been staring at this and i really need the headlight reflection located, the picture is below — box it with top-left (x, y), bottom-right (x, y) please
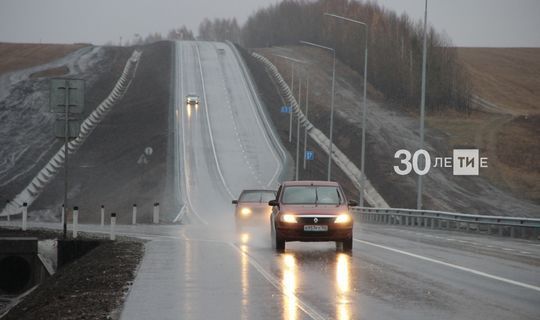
top-left (240, 243), bottom-right (249, 319)
top-left (336, 253), bottom-right (352, 320)
top-left (282, 254), bottom-right (298, 320)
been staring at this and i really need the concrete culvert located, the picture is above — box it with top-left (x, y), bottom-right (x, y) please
top-left (0, 255), bottom-right (32, 294)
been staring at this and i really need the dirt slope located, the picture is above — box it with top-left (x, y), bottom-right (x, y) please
top-left (0, 43), bottom-right (87, 75)
top-left (458, 47), bottom-right (540, 115)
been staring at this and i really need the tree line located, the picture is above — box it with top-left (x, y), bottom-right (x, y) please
top-left (241, 0), bottom-right (471, 112)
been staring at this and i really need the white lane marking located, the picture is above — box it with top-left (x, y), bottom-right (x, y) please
top-left (194, 42), bottom-right (235, 199)
top-left (502, 248), bottom-right (515, 252)
top-left (229, 243), bottom-right (327, 320)
top-left (354, 238), bottom-right (540, 293)
top-left (177, 42), bottom-right (207, 225)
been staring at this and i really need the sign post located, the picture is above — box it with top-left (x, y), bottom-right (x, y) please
top-left (50, 79), bottom-right (84, 239)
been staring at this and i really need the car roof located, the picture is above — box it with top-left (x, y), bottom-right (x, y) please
top-left (281, 180), bottom-right (340, 187)
top-left (240, 189), bottom-right (276, 193)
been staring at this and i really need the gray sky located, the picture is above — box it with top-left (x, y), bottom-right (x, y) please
top-left (1, 0), bottom-right (539, 47)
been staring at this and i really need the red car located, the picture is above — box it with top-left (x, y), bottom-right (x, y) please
top-left (269, 181), bottom-right (357, 252)
top-left (232, 189), bottom-right (276, 228)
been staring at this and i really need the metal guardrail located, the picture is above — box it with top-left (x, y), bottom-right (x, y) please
top-left (251, 51), bottom-right (389, 208)
top-left (351, 206), bottom-right (540, 239)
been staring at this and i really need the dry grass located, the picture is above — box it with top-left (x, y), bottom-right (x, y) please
top-left (458, 47), bottom-right (540, 115)
top-left (422, 48), bottom-right (540, 203)
top-left (0, 42), bottom-right (87, 75)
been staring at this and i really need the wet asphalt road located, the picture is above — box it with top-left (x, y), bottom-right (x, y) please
top-left (117, 41), bottom-right (540, 320)
top-left (5, 40), bottom-right (536, 319)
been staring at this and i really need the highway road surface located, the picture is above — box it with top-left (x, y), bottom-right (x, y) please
top-left (119, 41), bottom-right (540, 320)
top-left (3, 41), bottom-right (538, 319)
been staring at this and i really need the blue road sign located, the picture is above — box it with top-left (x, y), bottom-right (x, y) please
top-left (305, 150), bottom-right (314, 161)
top-left (280, 106), bottom-right (291, 113)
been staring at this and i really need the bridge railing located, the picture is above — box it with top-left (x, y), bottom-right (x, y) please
top-left (351, 206), bottom-right (540, 239)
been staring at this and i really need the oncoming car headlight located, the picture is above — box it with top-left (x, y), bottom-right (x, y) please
top-left (240, 207), bottom-right (252, 216)
top-left (335, 213), bottom-right (351, 224)
top-left (280, 214), bottom-right (297, 223)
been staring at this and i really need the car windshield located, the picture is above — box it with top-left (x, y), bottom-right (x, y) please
top-left (239, 191), bottom-right (276, 203)
top-left (281, 186), bottom-right (342, 205)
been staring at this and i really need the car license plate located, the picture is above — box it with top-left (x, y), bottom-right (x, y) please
top-left (304, 225), bottom-right (328, 232)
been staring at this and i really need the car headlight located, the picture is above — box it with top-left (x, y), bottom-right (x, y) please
top-left (280, 214), bottom-right (297, 223)
top-left (240, 207), bottom-right (252, 216)
top-left (335, 214), bottom-right (351, 224)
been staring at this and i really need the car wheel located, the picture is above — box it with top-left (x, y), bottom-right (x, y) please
top-left (271, 222), bottom-right (285, 252)
top-left (342, 237), bottom-right (353, 252)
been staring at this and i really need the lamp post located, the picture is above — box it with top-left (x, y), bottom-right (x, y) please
top-left (303, 75), bottom-right (309, 170)
top-left (417, 0), bottom-right (429, 210)
top-left (324, 12), bottom-right (369, 207)
top-left (272, 54), bottom-right (310, 180)
top-left (300, 40), bottom-right (336, 181)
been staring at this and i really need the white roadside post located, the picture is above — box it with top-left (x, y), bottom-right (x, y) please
top-left (132, 204), bottom-right (137, 225)
top-left (73, 206), bottom-right (79, 238)
top-left (110, 213), bottom-right (117, 240)
top-left (153, 202), bottom-right (160, 224)
top-left (100, 205), bottom-right (105, 227)
top-left (22, 202), bottom-right (28, 231)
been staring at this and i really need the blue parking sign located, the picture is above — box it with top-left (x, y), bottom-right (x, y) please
top-left (305, 150), bottom-right (314, 161)
top-left (280, 106), bottom-right (291, 113)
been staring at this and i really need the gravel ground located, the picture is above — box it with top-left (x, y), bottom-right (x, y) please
top-left (0, 227), bottom-right (144, 320)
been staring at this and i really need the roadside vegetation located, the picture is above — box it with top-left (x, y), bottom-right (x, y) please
top-left (240, 0), bottom-right (472, 113)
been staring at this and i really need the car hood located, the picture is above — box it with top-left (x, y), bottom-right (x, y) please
top-left (279, 204), bottom-right (348, 215)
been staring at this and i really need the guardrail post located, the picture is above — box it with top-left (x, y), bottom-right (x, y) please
top-left (73, 206), bottom-right (79, 238)
top-left (110, 213), bottom-right (116, 241)
top-left (61, 204), bottom-right (65, 227)
top-left (498, 226), bottom-right (503, 237)
top-left (132, 204), bottom-right (137, 225)
top-left (405, 216), bottom-right (409, 226)
top-left (488, 224), bottom-right (493, 235)
top-left (510, 227), bottom-right (516, 238)
top-left (100, 205), bottom-right (105, 227)
top-left (153, 202), bottom-right (159, 224)
top-left (22, 202), bottom-right (28, 231)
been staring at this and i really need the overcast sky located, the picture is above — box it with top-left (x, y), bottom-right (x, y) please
top-left (1, 0), bottom-right (539, 47)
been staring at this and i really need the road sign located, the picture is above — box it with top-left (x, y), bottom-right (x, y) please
top-left (305, 150), bottom-right (314, 161)
top-left (54, 119), bottom-right (80, 138)
top-left (280, 106), bottom-right (291, 113)
top-left (50, 79), bottom-right (85, 113)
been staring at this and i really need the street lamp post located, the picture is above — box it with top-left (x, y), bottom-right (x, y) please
top-left (417, 0), bottom-right (429, 210)
top-left (300, 40), bottom-right (336, 181)
top-left (272, 54), bottom-right (310, 178)
top-left (295, 77), bottom-right (302, 180)
top-left (303, 76), bottom-right (309, 170)
top-left (324, 12), bottom-right (369, 207)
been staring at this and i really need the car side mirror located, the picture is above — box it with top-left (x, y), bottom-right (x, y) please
top-left (348, 200), bottom-right (358, 207)
top-left (232, 200), bottom-right (238, 204)
top-left (268, 200), bottom-right (278, 207)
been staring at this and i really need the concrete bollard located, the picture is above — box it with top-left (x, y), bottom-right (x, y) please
top-left (100, 205), bottom-right (105, 227)
top-left (110, 213), bottom-right (117, 241)
top-left (22, 202), bottom-right (28, 231)
top-left (132, 204), bottom-right (137, 225)
top-left (73, 206), bottom-right (79, 238)
top-left (153, 202), bottom-right (159, 224)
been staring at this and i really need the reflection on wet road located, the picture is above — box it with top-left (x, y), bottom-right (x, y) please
top-left (118, 40), bottom-right (540, 320)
